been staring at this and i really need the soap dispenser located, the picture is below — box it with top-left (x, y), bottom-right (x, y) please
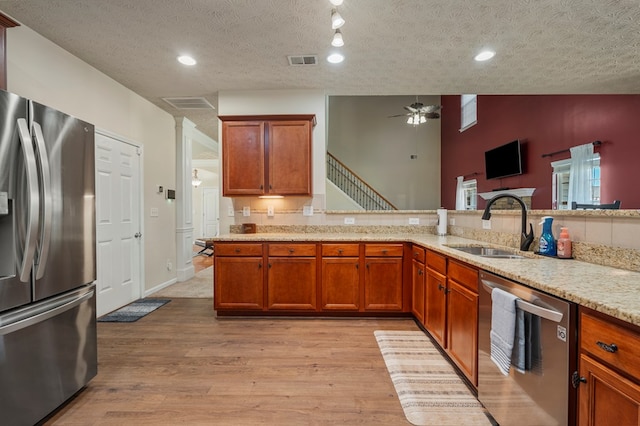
top-left (539, 216), bottom-right (557, 256)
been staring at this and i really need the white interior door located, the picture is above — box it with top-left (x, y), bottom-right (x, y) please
top-left (95, 132), bottom-right (142, 316)
top-left (202, 188), bottom-right (219, 237)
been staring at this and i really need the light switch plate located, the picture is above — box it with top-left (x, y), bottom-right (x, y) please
top-left (449, 218), bottom-right (455, 226)
top-left (267, 206), bottom-right (274, 217)
top-left (150, 207), bottom-right (159, 217)
top-left (227, 206), bottom-right (235, 217)
top-left (303, 205), bottom-right (313, 216)
top-left (409, 218), bottom-right (419, 225)
top-left (344, 217), bottom-right (355, 225)
top-left (242, 206), bottom-right (251, 217)
top-left (482, 219), bottom-right (491, 229)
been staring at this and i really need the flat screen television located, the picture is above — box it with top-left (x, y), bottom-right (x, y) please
top-left (484, 139), bottom-right (523, 180)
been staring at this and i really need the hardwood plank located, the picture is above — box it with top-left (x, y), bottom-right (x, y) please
top-left (43, 299), bottom-right (418, 425)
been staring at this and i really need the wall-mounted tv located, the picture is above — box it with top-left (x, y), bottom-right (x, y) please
top-left (484, 139), bottom-right (523, 180)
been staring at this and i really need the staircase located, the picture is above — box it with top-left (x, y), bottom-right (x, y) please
top-left (326, 152), bottom-right (397, 211)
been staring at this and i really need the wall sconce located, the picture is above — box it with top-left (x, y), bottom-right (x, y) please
top-left (192, 169), bottom-right (202, 187)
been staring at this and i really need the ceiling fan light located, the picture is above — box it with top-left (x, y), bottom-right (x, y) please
top-left (331, 9), bottom-right (345, 29)
top-left (407, 116), bottom-right (414, 125)
top-left (420, 115), bottom-right (427, 124)
top-left (331, 29), bottom-right (344, 47)
top-left (329, 0), bottom-right (344, 5)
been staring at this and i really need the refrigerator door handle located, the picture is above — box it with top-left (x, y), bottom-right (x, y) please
top-left (16, 118), bottom-right (40, 283)
top-left (32, 122), bottom-right (53, 280)
top-left (0, 287), bottom-right (94, 336)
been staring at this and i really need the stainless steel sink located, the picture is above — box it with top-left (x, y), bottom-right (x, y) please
top-left (447, 245), bottom-right (526, 259)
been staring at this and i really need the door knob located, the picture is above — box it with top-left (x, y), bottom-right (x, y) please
top-left (134, 232), bottom-right (142, 239)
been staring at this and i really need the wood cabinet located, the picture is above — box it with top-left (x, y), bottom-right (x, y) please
top-left (213, 243), bottom-right (264, 310)
top-left (411, 245), bottom-right (426, 323)
top-left (424, 250), bottom-right (447, 347)
top-left (423, 251), bottom-right (479, 386)
top-left (267, 244), bottom-right (317, 311)
top-left (578, 309), bottom-right (640, 425)
top-left (363, 244), bottom-right (404, 312)
top-left (219, 115), bottom-right (315, 196)
top-left (446, 260), bottom-right (479, 386)
top-left (321, 244), bottom-right (360, 311)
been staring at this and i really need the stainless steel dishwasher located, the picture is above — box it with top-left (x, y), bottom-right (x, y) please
top-left (478, 271), bottom-right (577, 426)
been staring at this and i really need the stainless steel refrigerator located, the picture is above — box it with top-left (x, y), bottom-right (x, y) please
top-left (0, 89), bottom-right (97, 426)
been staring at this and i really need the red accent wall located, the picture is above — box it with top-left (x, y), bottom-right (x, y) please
top-left (441, 95), bottom-right (640, 210)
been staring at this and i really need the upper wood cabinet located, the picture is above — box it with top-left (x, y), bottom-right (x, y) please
top-left (219, 115), bottom-right (315, 196)
top-left (0, 14), bottom-right (19, 91)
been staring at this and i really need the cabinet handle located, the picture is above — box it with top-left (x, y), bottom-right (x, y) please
top-left (260, 184), bottom-right (263, 190)
top-left (235, 248), bottom-right (241, 253)
top-left (382, 249), bottom-right (388, 255)
top-left (418, 269), bottom-right (423, 275)
top-left (289, 248), bottom-right (295, 254)
top-left (596, 341), bottom-right (618, 353)
top-left (268, 263), bottom-right (272, 268)
top-left (258, 263), bottom-right (262, 269)
top-left (338, 249), bottom-right (343, 254)
top-left (355, 263), bottom-right (359, 269)
top-left (438, 284), bottom-right (444, 291)
top-left (269, 184), bottom-right (273, 189)
top-left (571, 371), bottom-right (587, 388)
top-left (414, 252), bottom-right (418, 257)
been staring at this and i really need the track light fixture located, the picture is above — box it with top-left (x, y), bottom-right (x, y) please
top-left (331, 29), bottom-right (344, 47)
top-left (331, 8), bottom-right (345, 29)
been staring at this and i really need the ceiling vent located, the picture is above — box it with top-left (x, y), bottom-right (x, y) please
top-left (287, 55), bottom-right (318, 66)
top-left (162, 97), bottom-right (215, 110)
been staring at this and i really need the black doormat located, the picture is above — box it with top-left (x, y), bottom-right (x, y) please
top-left (98, 298), bottom-right (171, 322)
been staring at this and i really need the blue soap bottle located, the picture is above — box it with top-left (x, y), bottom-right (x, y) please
top-left (539, 216), bottom-right (556, 256)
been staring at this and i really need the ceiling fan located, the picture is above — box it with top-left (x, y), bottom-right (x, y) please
top-left (388, 98), bottom-right (441, 125)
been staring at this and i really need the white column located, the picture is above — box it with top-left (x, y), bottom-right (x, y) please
top-left (175, 117), bottom-right (196, 281)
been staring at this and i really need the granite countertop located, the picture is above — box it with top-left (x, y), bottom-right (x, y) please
top-left (213, 232), bottom-right (640, 327)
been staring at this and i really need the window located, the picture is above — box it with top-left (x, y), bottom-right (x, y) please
top-left (551, 154), bottom-right (600, 209)
top-left (462, 179), bottom-right (477, 210)
top-left (460, 94), bottom-right (477, 132)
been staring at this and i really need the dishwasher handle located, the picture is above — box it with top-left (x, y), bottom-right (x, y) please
top-left (481, 279), bottom-right (564, 323)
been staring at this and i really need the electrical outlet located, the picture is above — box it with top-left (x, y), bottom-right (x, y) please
top-left (303, 205), bottom-right (313, 216)
top-left (150, 207), bottom-right (159, 217)
top-left (166, 259), bottom-right (172, 271)
top-left (409, 217), bottom-right (420, 225)
top-left (482, 219), bottom-right (492, 230)
top-left (449, 218), bottom-right (455, 226)
top-left (344, 217), bottom-right (355, 225)
top-left (267, 206), bottom-right (274, 217)
top-left (227, 206), bottom-right (235, 217)
top-left (242, 206), bottom-right (250, 217)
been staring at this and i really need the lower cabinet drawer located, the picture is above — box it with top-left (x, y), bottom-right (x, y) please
top-left (364, 244), bottom-right (403, 257)
top-left (214, 243), bottom-right (263, 256)
top-left (322, 243), bottom-right (360, 257)
top-left (268, 243), bottom-right (317, 257)
top-left (580, 312), bottom-right (640, 379)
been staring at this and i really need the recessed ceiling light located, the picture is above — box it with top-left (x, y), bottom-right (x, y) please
top-left (329, 0), bottom-right (344, 5)
top-left (177, 55), bottom-right (197, 66)
top-left (327, 53), bottom-right (344, 64)
top-left (474, 50), bottom-right (495, 62)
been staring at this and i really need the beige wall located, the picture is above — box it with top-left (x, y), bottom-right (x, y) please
top-left (7, 25), bottom-right (178, 292)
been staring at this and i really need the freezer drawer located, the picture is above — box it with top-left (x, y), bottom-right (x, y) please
top-left (0, 285), bottom-right (97, 426)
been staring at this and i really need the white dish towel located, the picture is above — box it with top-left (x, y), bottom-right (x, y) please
top-left (490, 287), bottom-right (519, 376)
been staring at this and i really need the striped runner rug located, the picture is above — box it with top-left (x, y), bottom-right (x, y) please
top-left (374, 330), bottom-right (493, 426)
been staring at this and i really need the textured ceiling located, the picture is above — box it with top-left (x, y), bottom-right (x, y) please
top-left (1, 0), bottom-right (639, 140)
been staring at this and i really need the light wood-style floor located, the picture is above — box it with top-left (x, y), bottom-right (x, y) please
top-left (192, 245), bottom-right (213, 273)
top-left (43, 298), bottom-right (420, 425)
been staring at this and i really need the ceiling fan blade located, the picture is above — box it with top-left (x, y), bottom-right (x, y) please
top-left (388, 114), bottom-right (409, 118)
top-left (403, 105), bottom-right (418, 113)
top-left (425, 112), bottom-right (440, 119)
top-left (419, 105), bottom-right (442, 113)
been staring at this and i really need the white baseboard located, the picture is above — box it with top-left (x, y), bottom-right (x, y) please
top-left (145, 278), bottom-right (177, 297)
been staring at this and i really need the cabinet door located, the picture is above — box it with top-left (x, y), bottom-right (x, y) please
top-left (267, 120), bottom-right (311, 195)
top-left (222, 121), bottom-right (265, 195)
top-left (321, 258), bottom-right (360, 311)
top-left (425, 268), bottom-right (447, 347)
top-left (412, 259), bottom-right (425, 323)
top-left (214, 257), bottom-right (264, 310)
top-left (578, 354), bottom-right (640, 426)
top-left (364, 258), bottom-right (403, 311)
top-left (447, 279), bottom-right (479, 386)
top-left (267, 257), bottom-right (316, 310)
